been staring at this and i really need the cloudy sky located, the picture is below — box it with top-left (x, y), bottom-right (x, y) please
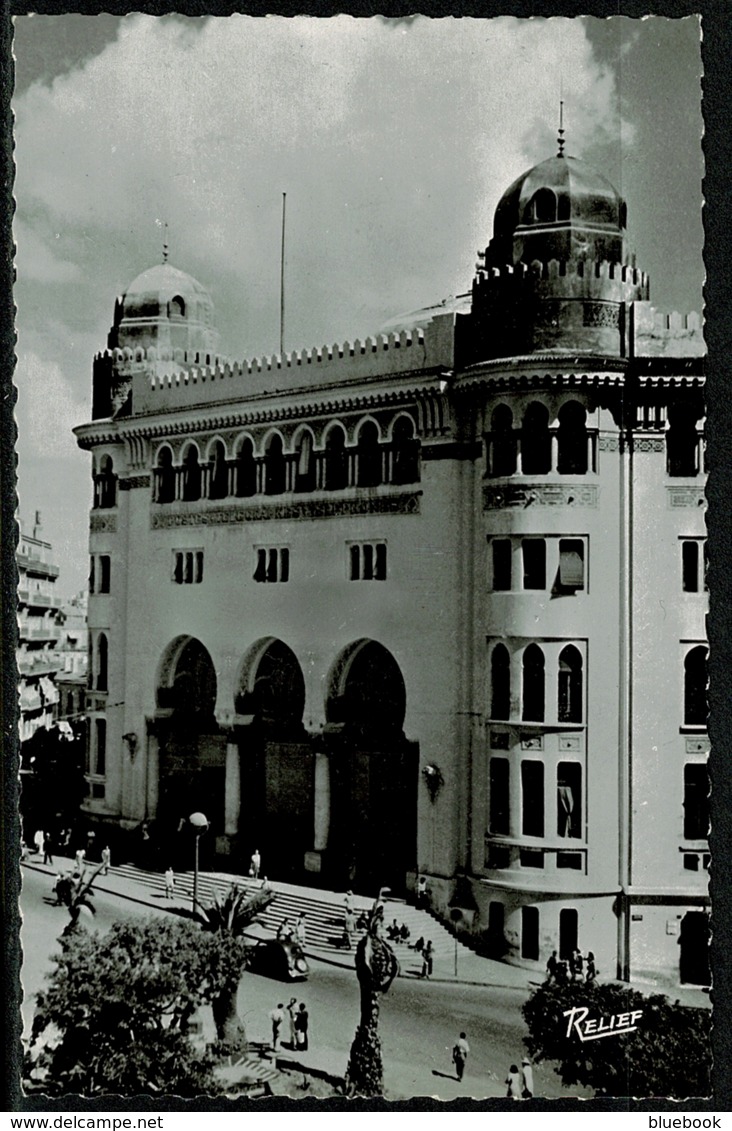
top-left (12, 14), bottom-right (704, 597)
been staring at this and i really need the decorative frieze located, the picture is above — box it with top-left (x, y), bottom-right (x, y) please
top-left (559, 735), bottom-right (582, 752)
top-left (119, 475), bottom-right (151, 490)
top-left (483, 483), bottom-right (598, 510)
top-left (520, 734), bottom-right (544, 751)
top-left (667, 487), bottom-right (706, 509)
top-left (150, 492), bottom-right (422, 530)
top-left (685, 737), bottom-right (710, 755)
top-left (90, 514), bottom-right (117, 533)
top-left (598, 435), bottom-right (620, 452)
top-left (634, 437), bottom-right (666, 453)
top-left (583, 302), bottom-right (621, 328)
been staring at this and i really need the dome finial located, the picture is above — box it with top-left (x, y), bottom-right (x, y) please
top-left (557, 97), bottom-right (566, 157)
top-left (162, 222), bottom-right (169, 264)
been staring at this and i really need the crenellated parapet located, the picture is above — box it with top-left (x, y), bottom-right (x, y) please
top-left (473, 256), bottom-right (649, 296)
top-left (630, 303), bottom-right (705, 359)
top-left (128, 315), bottom-right (455, 416)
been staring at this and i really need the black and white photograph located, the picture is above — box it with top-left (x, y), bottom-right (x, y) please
top-left (9, 10), bottom-right (721, 1108)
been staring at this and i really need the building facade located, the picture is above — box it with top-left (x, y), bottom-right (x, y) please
top-left (17, 520), bottom-right (61, 744)
top-left (74, 147), bottom-right (707, 986)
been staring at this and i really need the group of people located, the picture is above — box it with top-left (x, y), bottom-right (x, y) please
top-left (385, 918), bottom-right (412, 944)
top-left (269, 999), bottom-right (309, 1052)
top-left (276, 912), bottom-right (307, 947)
top-left (546, 947), bottom-right (598, 984)
top-left (450, 1036), bottom-right (534, 1098)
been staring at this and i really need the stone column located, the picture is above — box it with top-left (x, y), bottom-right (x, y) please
top-left (224, 739), bottom-right (241, 837)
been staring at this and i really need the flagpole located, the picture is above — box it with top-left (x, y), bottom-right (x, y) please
top-left (280, 192), bottom-right (286, 356)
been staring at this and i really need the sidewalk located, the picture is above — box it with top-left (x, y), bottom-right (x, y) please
top-left (20, 855), bottom-right (711, 1005)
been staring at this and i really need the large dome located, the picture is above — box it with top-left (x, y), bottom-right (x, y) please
top-left (486, 154), bottom-right (627, 268)
top-left (119, 262), bottom-right (215, 326)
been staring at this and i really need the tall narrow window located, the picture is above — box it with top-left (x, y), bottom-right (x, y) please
top-left (489, 405), bottom-right (517, 476)
top-left (558, 645), bottom-right (583, 723)
top-left (667, 406), bottom-right (700, 477)
top-left (94, 718), bottom-right (107, 777)
top-left (294, 431), bottom-right (316, 493)
top-left (529, 188), bottom-right (557, 223)
top-left (489, 758), bottom-right (510, 834)
top-left (555, 539), bottom-right (585, 594)
top-left (96, 633), bottom-right (108, 692)
top-left (522, 644), bottom-right (545, 722)
top-left (264, 435), bottom-right (286, 496)
top-left (349, 542), bottom-right (387, 581)
top-left (522, 540), bottom-right (546, 589)
top-left (325, 427), bottom-right (348, 491)
top-left (557, 401), bottom-right (588, 475)
top-left (357, 422), bottom-right (382, 488)
top-left (235, 438), bottom-right (256, 497)
top-left (209, 441), bottom-right (228, 500)
top-left (492, 539), bottom-right (512, 591)
top-left (99, 555), bottom-right (111, 593)
top-left (391, 417), bottom-right (420, 485)
top-left (684, 646), bottom-right (708, 726)
top-left (557, 762), bottom-right (582, 838)
top-left (254, 547), bottom-right (289, 583)
top-left (95, 455), bottom-right (117, 509)
top-left (182, 445), bottom-right (201, 502)
top-left (683, 763), bottom-right (710, 840)
top-left (559, 908), bottom-right (578, 961)
top-left (521, 403), bottom-right (551, 475)
top-left (521, 906), bottom-right (540, 960)
top-left (155, 446), bottom-right (175, 504)
top-left (490, 644), bottom-right (511, 720)
top-left (89, 556), bottom-right (96, 595)
top-left (521, 760), bottom-right (544, 837)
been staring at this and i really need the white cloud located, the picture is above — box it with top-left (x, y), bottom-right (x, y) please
top-left (14, 351), bottom-right (88, 460)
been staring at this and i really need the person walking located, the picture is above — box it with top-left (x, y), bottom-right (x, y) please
top-left (344, 890), bottom-right (354, 914)
top-left (294, 912), bottom-right (307, 947)
top-left (421, 939), bottom-right (434, 979)
top-left (520, 1057), bottom-right (534, 1098)
top-left (43, 831), bottom-right (54, 866)
top-left (585, 951), bottom-right (598, 982)
top-left (505, 1063), bottom-right (522, 1099)
top-left (74, 847), bottom-right (85, 871)
top-left (452, 1032), bottom-right (470, 1081)
top-left (34, 830), bottom-right (45, 859)
top-left (294, 1002), bottom-right (309, 1051)
top-left (287, 997), bottom-right (298, 1048)
top-left (101, 845), bottom-right (111, 875)
top-left (416, 875), bottom-right (428, 909)
top-left (164, 866), bottom-right (175, 899)
top-left (250, 848), bottom-right (261, 879)
top-left (545, 950), bottom-right (558, 983)
top-left (571, 947), bottom-right (584, 982)
top-left (343, 907), bottom-right (356, 949)
top-left (269, 1002), bottom-right (285, 1050)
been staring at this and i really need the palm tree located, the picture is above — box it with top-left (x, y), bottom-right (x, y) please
top-left (198, 883), bottom-right (277, 1046)
top-left (345, 899), bottom-right (399, 1097)
top-left (59, 863), bottom-right (104, 936)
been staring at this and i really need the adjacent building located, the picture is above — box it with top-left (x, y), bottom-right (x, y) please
top-left (74, 140), bottom-right (707, 986)
top-left (17, 518), bottom-right (61, 744)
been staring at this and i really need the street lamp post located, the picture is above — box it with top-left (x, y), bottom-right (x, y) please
top-left (189, 811), bottom-right (209, 915)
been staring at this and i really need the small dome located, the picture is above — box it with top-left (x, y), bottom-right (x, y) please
top-left (487, 154), bottom-right (627, 267)
top-left (119, 263), bottom-right (215, 325)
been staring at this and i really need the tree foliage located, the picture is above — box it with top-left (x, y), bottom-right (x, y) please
top-left (26, 917), bottom-right (247, 1096)
top-left (522, 979), bottom-right (711, 1099)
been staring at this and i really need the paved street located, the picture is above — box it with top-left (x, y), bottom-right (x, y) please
top-left (19, 864), bottom-right (590, 1100)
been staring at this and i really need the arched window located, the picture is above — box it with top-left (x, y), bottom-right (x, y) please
top-left (169, 295), bottom-right (186, 318)
top-left (294, 431), bottom-right (316, 493)
top-left (391, 417), bottom-right (420, 485)
top-left (357, 422), bottom-right (382, 488)
top-left (491, 644), bottom-right (511, 720)
top-left (324, 426), bottom-right (348, 491)
top-left (522, 644), bottom-right (545, 722)
top-left (558, 645), bottom-right (583, 723)
top-left (265, 434), bottom-right (286, 496)
top-left (489, 405), bottom-right (517, 476)
top-left (96, 633), bottom-right (108, 692)
top-left (155, 446), bottom-right (175, 504)
top-left (521, 403), bottom-right (551, 475)
top-left (667, 406), bottom-right (700, 477)
top-left (684, 646), bottom-right (708, 726)
top-left (95, 455), bottom-right (117, 509)
top-left (181, 445), bottom-right (201, 501)
top-left (234, 437), bottom-right (256, 497)
top-left (529, 188), bottom-right (557, 224)
top-left (557, 401), bottom-right (588, 475)
top-left (209, 440), bottom-right (228, 500)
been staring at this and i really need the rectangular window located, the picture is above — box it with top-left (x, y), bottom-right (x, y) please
top-left (255, 547), bottom-right (289, 583)
top-left (489, 758), bottom-right (510, 835)
top-left (88, 556), bottom-right (95, 595)
top-left (519, 848), bottom-right (544, 869)
top-left (350, 542), bottom-right (387, 581)
top-left (681, 539), bottom-right (707, 593)
top-left (521, 906), bottom-right (540, 960)
top-left (556, 539), bottom-right (585, 593)
top-left (492, 539), bottom-right (512, 590)
top-left (683, 763), bottom-right (710, 840)
top-left (522, 539), bottom-right (546, 589)
top-left (94, 717), bottom-right (106, 777)
top-left (172, 549), bottom-right (204, 584)
top-left (521, 760), bottom-right (544, 837)
top-left (557, 762), bottom-right (582, 839)
top-left (99, 555), bottom-right (111, 593)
